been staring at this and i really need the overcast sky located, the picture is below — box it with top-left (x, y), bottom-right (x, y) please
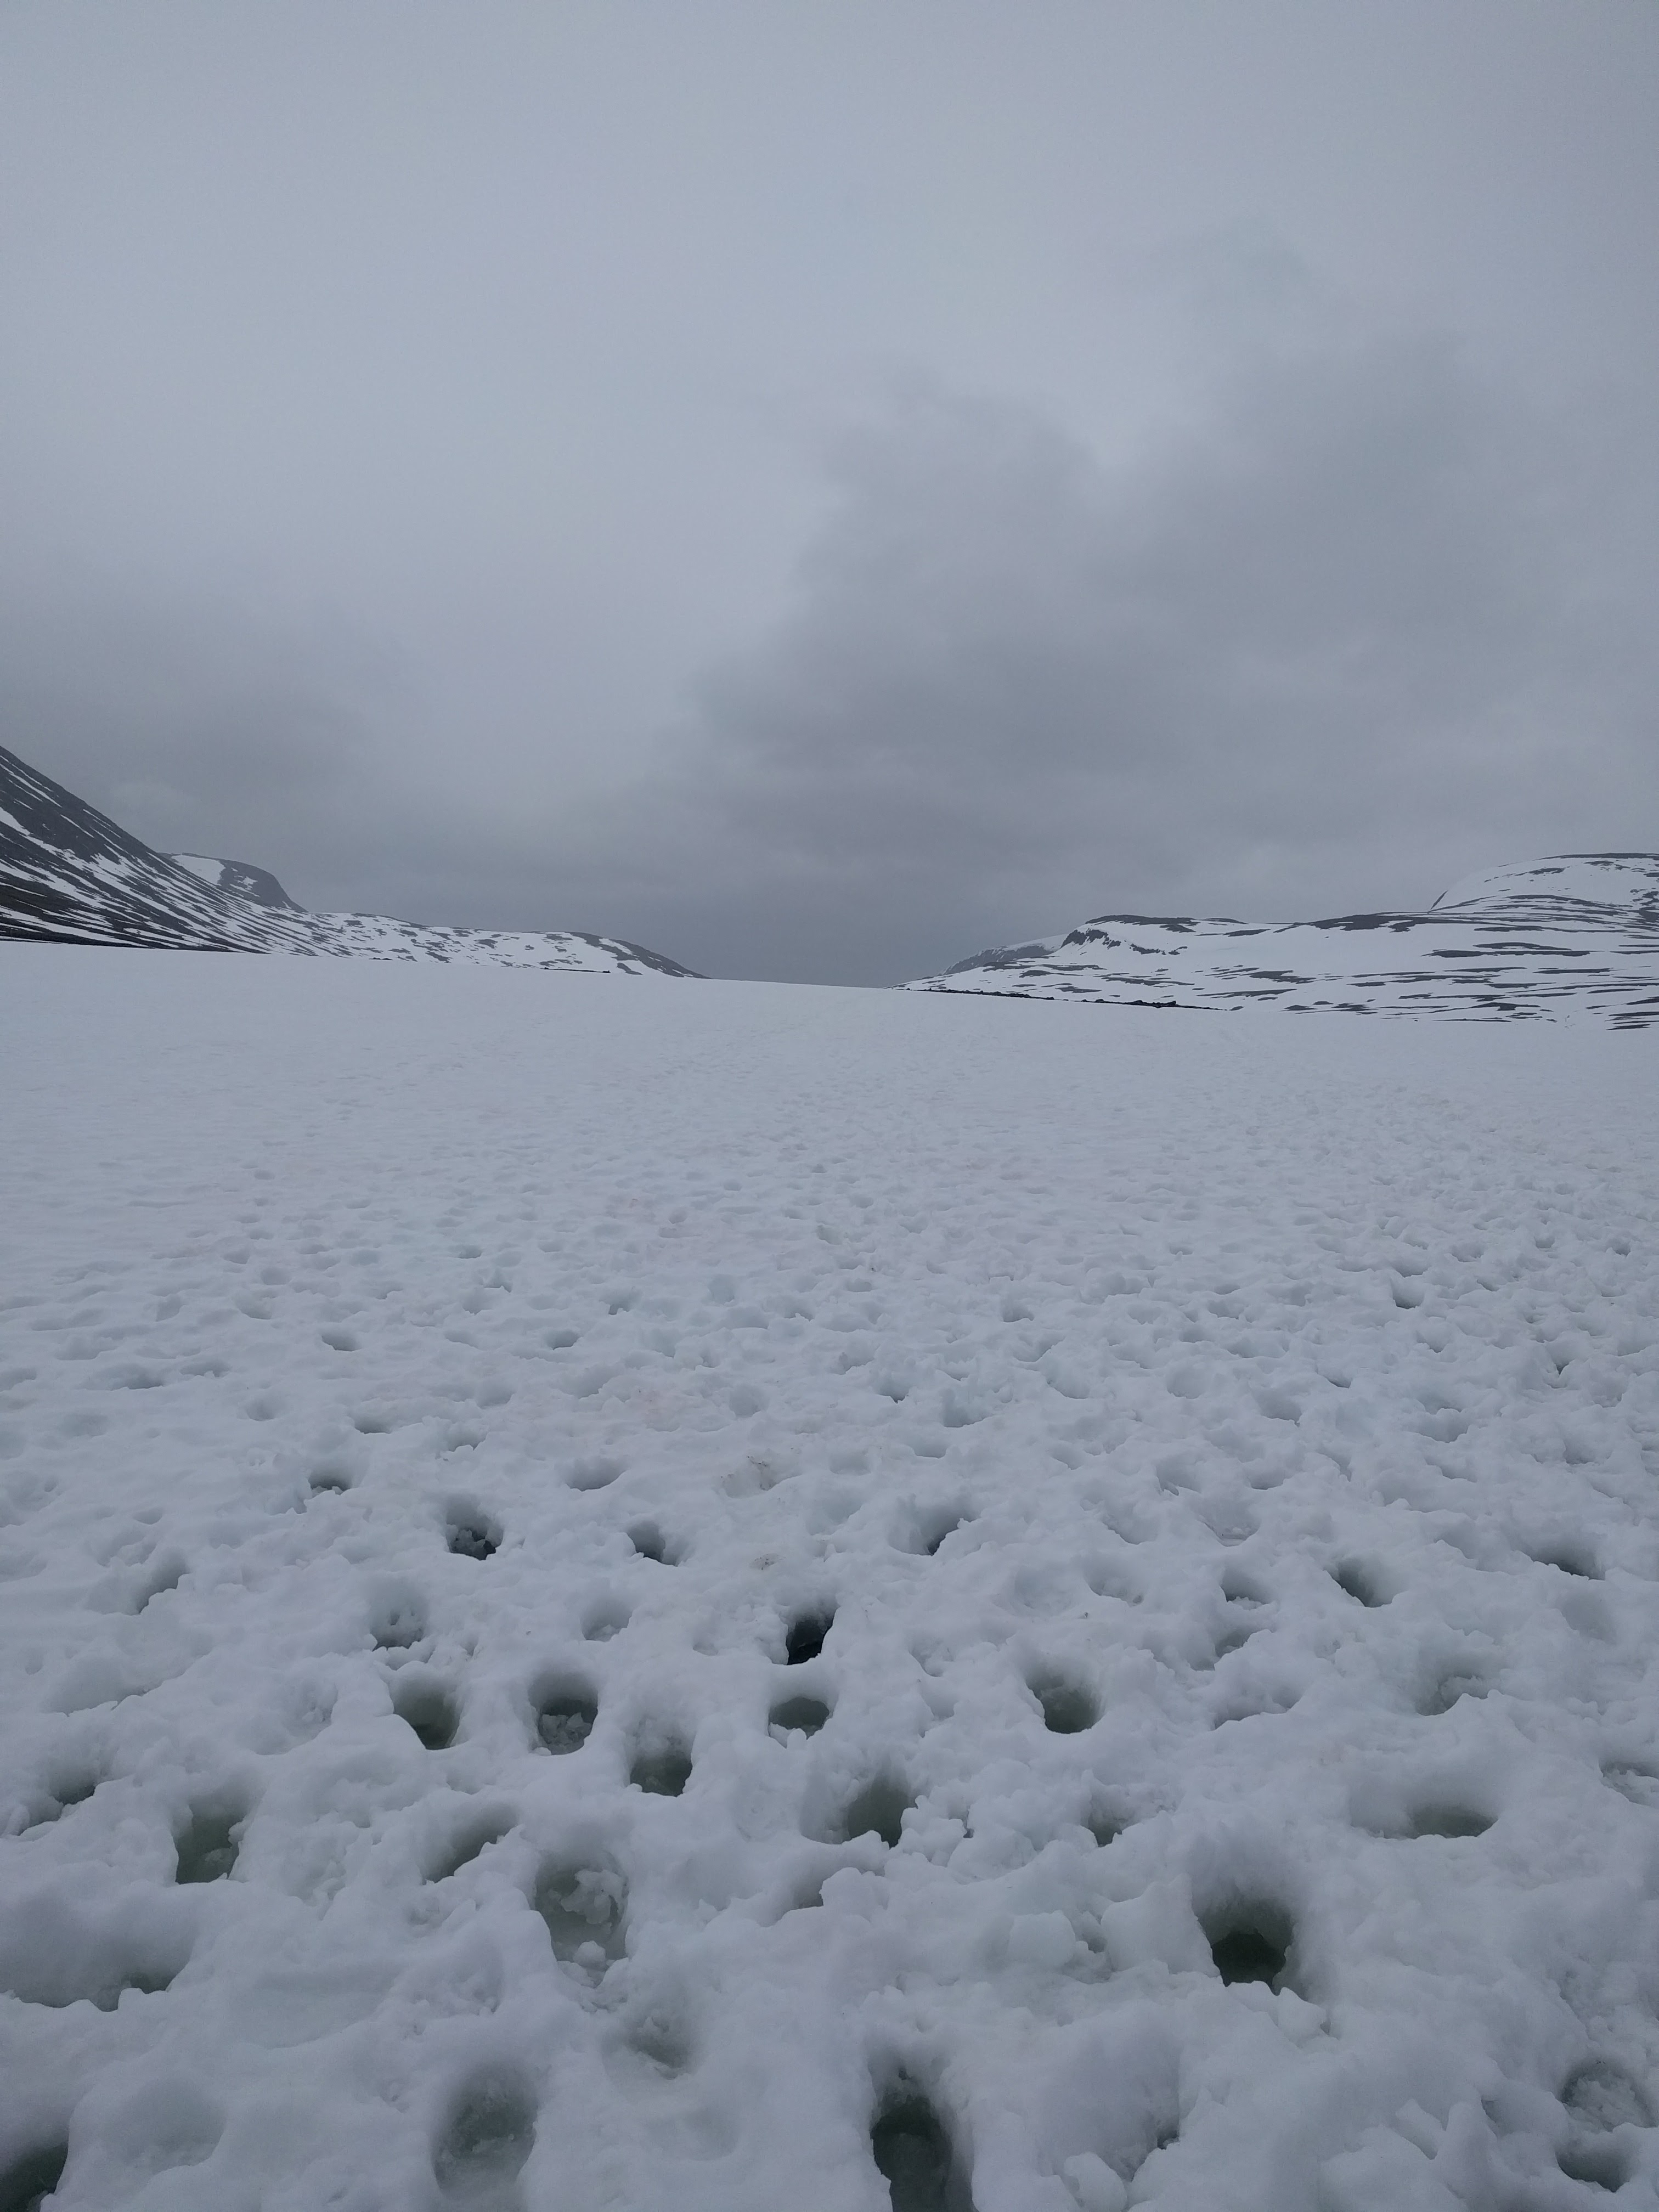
top-left (3, 2), bottom-right (1657, 981)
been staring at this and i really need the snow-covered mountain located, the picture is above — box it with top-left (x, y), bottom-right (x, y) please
top-left (0, 742), bottom-right (696, 974)
top-left (910, 854), bottom-right (1659, 1027)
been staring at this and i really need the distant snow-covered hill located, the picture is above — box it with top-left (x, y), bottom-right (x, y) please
top-left (909, 854), bottom-right (1659, 1026)
top-left (0, 742), bottom-right (696, 974)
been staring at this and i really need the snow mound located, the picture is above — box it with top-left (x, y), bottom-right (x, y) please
top-left (2, 947), bottom-right (1657, 2209)
top-left (0, 743), bottom-right (696, 975)
top-left (912, 855), bottom-right (1659, 1027)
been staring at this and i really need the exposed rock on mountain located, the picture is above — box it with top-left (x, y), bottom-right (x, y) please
top-left (910, 854), bottom-right (1659, 1026)
top-left (168, 853), bottom-right (304, 911)
top-left (0, 743), bottom-right (696, 974)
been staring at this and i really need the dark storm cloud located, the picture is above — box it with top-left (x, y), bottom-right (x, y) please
top-left (539, 335), bottom-right (1658, 981)
top-left (0, 588), bottom-right (416, 901)
top-left (3, 5), bottom-right (1656, 981)
top-left (5, 328), bottom-right (1655, 982)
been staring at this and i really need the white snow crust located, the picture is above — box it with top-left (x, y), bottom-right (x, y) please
top-left (2, 945), bottom-right (1658, 2212)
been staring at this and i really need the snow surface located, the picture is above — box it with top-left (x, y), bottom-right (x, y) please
top-left (3, 945), bottom-right (1659, 2212)
top-left (911, 856), bottom-right (1659, 1028)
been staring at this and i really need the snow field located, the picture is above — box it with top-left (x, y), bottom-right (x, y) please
top-left (2, 946), bottom-right (1658, 2211)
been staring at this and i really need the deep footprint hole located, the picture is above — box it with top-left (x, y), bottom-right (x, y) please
top-left (174, 1805), bottom-right (242, 1883)
top-left (116, 1971), bottom-right (176, 2006)
top-left (0, 2141), bottom-right (68, 2212)
top-left (430, 1812), bottom-right (514, 1882)
top-left (627, 1522), bottom-right (674, 1565)
top-left (1332, 1561), bottom-right (1384, 1607)
top-left (1601, 1760), bottom-right (1659, 1805)
top-left (871, 2082), bottom-right (969, 2212)
top-left (898, 1505), bottom-right (968, 1557)
top-left (1530, 1542), bottom-right (1600, 1580)
top-left (786, 1609), bottom-right (834, 1665)
top-left (393, 1677), bottom-right (461, 1752)
top-left (1407, 1802), bottom-right (1493, 1839)
top-left (370, 1590), bottom-right (428, 1651)
top-left (1418, 1670), bottom-right (1487, 1717)
top-left (46, 1955), bottom-right (182, 2013)
top-left (28, 1770), bottom-right (98, 1829)
top-left (566, 1455), bottom-right (624, 1494)
top-left (433, 2072), bottom-right (537, 2200)
top-left (839, 1775), bottom-right (912, 1848)
top-left (445, 1507), bottom-right (501, 1561)
top-left (630, 1742), bottom-right (692, 1797)
top-left (534, 1860), bottom-right (627, 1965)
top-left (1085, 1802), bottom-right (1126, 1847)
top-left (1220, 1571), bottom-right (1269, 1607)
top-left (137, 1558), bottom-right (185, 1610)
top-left (1204, 1900), bottom-right (1294, 1988)
top-left (1084, 1557), bottom-right (1140, 1602)
top-left (1564, 2060), bottom-right (1654, 2134)
top-left (1031, 1674), bottom-right (1097, 1735)
top-left (770, 1694), bottom-right (832, 1739)
top-left (533, 1681), bottom-right (597, 1755)
top-left (623, 2010), bottom-right (694, 2077)
top-left (1558, 2138), bottom-right (1631, 2193)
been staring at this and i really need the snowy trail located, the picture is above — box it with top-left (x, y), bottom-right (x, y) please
top-left (2, 947), bottom-right (1658, 2212)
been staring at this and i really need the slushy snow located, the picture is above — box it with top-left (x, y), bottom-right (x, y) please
top-left (2, 945), bottom-right (1658, 2211)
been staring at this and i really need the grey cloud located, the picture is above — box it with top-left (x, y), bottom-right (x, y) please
top-left (0, 589), bottom-right (408, 900)
top-left (5, 7), bottom-right (1656, 985)
top-left (4, 333), bottom-right (1655, 985)
top-left (542, 337), bottom-right (1658, 981)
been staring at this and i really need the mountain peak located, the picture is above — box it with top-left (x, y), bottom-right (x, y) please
top-left (0, 742), bottom-right (697, 975)
top-left (168, 853), bottom-right (303, 911)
